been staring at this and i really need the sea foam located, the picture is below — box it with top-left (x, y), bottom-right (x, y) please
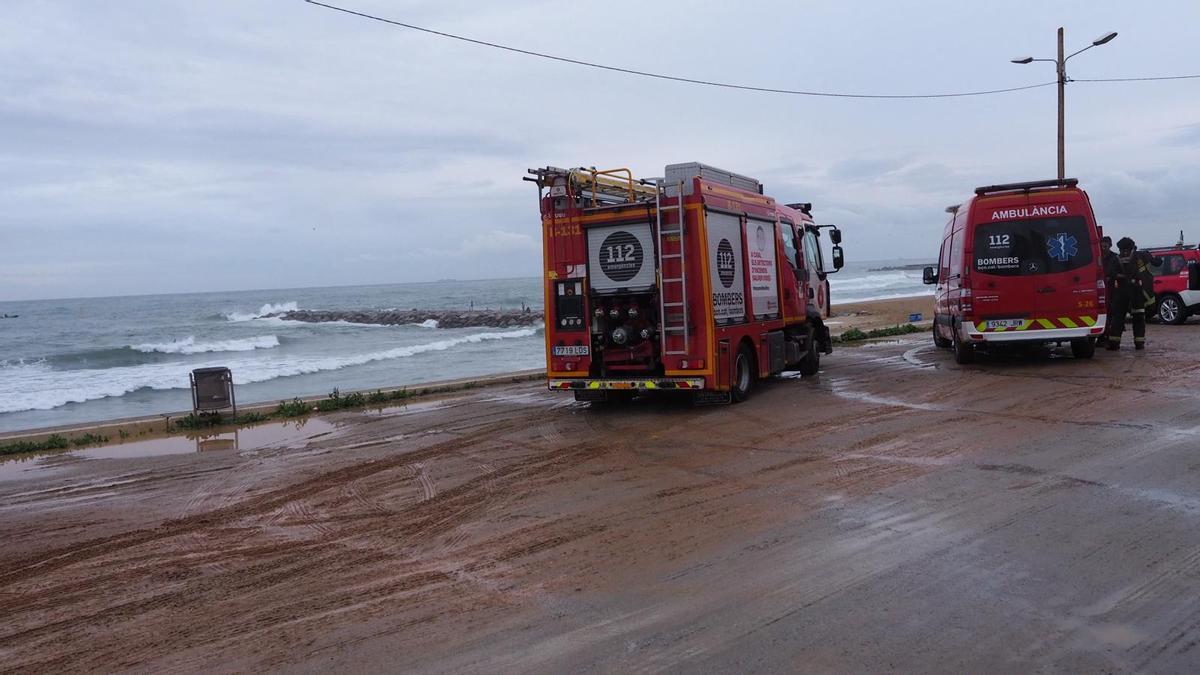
top-left (224, 301), bottom-right (299, 322)
top-left (131, 335), bottom-right (281, 355)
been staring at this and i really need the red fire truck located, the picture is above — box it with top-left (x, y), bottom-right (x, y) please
top-left (526, 162), bottom-right (844, 403)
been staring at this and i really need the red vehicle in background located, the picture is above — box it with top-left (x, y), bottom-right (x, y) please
top-left (527, 162), bottom-right (844, 403)
top-left (924, 178), bottom-right (1106, 363)
top-left (1145, 240), bottom-right (1200, 324)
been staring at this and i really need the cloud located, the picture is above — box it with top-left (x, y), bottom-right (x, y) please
top-left (2, 0), bottom-right (1199, 298)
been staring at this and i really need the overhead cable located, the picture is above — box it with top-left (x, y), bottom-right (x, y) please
top-left (306, 2), bottom-right (1199, 98)
top-left (304, 1), bottom-right (1056, 99)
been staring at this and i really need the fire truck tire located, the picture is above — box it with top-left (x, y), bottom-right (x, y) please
top-left (1070, 338), bottom-right (1095, 359)
top-left (1157, 294), bottom-right (1187, 325)
top-left (797, 337), bottom-right (820, 377)
top-left (952, 323), bottom-right (976, 364)
top-left (732, 345), bottom-right (755, 402)
top-left (933, 325), bottom-right (952, 348)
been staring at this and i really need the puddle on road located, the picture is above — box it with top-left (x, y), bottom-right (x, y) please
top-left (364, 397), bottom-right (468, 418)
top-left (0, 417), bottom-right (338, 481)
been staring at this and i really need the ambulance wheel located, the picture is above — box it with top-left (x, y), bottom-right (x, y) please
top-left (933, 325), bottom-right (952, 349)
top-left (732, 345), bottom-right (755, 402)
top-left (798, 337), bottom-right (821, 377)
top-left (1070, 338), bottom-right (1095, 359)
top-left (952, 324), bottom-right (976, 364)
top-left (1157, 294), bottom-right (1187, 325)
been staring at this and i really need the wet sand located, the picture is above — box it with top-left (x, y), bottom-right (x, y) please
top-left (831, 294), bottom-right (935, 333)
top-left (3, 317), bottom-right (1199, 672)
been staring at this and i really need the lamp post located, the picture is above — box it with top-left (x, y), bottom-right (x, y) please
top-left (1011, 28), bottom-right (1118, 180)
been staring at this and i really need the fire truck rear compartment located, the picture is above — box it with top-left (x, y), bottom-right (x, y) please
top-left (589, 291), bottom-right (662, 375)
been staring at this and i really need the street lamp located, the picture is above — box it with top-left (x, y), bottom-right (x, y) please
top-left (1011, 28), bottom-right (1118, 180)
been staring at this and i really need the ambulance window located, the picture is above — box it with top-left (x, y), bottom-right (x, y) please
top-left (973, 216), bottom-right (1094, 276)
top-left (780, 221), bottom-right (798, 267)
top-left (948, 230), bottom-right (964, 276)
top-left (939, 236), bottom-right (952, 277)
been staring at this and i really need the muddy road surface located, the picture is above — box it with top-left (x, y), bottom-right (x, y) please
top-left (3, 327), bottom-right (1200, 672)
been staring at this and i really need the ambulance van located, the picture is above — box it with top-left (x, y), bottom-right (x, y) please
top-left (923, 178), bottom-right (1106, 363)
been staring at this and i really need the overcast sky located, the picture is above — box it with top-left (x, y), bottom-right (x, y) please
top-left (2, 0), bottom-right (1198, 301)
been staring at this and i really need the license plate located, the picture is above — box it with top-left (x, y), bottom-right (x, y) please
top-left (552, 345), bottom-right (590, 356)
top-left (985, 318), bottom-right (1025, 329)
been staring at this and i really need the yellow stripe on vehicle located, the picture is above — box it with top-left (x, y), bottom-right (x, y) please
top-left (1015, 320), bottom-right (1032, 331)
top-left (1058, 317), bottom-right (1078, 328)
top-left (1037, 318), bottom-right (1057, 330)
top-left (1081, 316), bottom-right (1097, 326)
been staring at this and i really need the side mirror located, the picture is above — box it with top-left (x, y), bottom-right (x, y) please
top-left (830, 228), bottom-right (842, 245)
top-left (831, 245), bottom-right (845, 270)
top-left (923, 266), bottom-right (938, 285)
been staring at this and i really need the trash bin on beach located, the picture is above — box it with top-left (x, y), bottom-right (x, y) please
top-left (190, 367), bottom-right (236, 419)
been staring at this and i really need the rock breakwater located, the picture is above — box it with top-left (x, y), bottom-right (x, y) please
top-left (273, 309), bottom-right (544, 329)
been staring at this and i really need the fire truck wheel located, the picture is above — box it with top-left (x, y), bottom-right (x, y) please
top-left (798, 338), bottom-right (820, 377)
top-left (952, 324), bottom-right (976, 365)
top-left (1157, 294), bottom-right (1187, 325)
top-left (732, 345), bottom-right (755, 402)
top-left (1070, 338), bottom-right (1095, 359)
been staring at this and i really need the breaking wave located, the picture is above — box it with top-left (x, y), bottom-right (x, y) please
top-left (131, 335), bottom-right (281, 355)
top-left (224, 301), bottom-right (298, 322)
top-left (0, 327), bottom-right (538, 414)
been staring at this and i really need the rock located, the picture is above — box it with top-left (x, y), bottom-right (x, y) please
top-left (271, 308), bottom-right (544, 329)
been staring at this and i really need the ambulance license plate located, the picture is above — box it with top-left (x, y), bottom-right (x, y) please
top-left (552, 345), bottom-right (590, 356)
top-left (985, 318), bottom-right (1025, 329)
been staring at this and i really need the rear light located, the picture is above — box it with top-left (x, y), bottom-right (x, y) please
top-left (960, 287), bottom-right (974, 318)
top-left (1097, 279), bottom-right (1107, 307)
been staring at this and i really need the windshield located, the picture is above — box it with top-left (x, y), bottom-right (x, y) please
top-left (973, 216), bottom-right (1093, 276)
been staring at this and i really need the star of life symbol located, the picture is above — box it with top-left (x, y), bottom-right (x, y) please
top-left (1047, 233), bottom-right (1078, 262)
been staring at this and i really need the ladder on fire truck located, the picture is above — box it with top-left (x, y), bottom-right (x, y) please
top-left (655, 179), bottom-right (689, 355)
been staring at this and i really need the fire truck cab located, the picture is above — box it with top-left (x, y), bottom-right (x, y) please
top-left (528, 162), bottom-right (844, 403)
top-left (924, 178), bottom-right (1106, 363)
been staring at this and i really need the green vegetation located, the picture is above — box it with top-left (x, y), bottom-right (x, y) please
top-left (70, 433), bottom-right (109, 447)
top-left (1, 433), bottom-right (72, 457)
top-left (234, 412), bottom-right (270, 424)
top-left (834, 323), bottom-right (924, 344)
top-left (316, 388), bottom-right (367, 412)
top-left (175, 413), bottom-right (222, 430)
top-left (275, 398), bottom-right (313, 418)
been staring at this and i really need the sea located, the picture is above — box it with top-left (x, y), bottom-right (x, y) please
top-left (0, 259), bottom-right (931, 433)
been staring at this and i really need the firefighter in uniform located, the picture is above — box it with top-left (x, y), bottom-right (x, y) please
top-left (1100, 236), bottom-right (1118, 331)
top-left (1105, 237), bottom-right (1155, 350)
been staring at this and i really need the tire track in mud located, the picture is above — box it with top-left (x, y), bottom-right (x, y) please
top-left (0, 421), bottom-right (517, 588)
top-left (1, 419), bottom-right (615, 668)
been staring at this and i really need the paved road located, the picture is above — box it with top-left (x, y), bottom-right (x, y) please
top-left (2, 327), bottom-right (1199, 673)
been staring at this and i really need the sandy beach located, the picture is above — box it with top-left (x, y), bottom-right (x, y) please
top-left (2, 310), bottom-right (1199, 672)
top-left (830, 294), bottom-right (935, 333)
